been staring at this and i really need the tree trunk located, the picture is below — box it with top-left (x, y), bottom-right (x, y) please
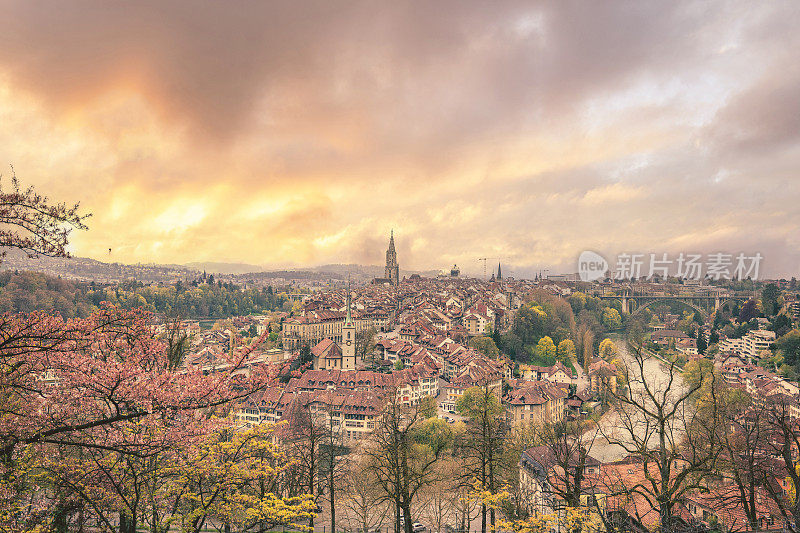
top-left (52, 502), bottom-right (69, 533)
top-left (330, 468), bottom-right (336, 533)
top-left (396, 500), bottom-right (402, 533)
top-left (119, 512), bottom-right (137, 533)
top-left (402, 502), bottom-right (413, 533)
top-left (309, 455), bottom-right (316, 529)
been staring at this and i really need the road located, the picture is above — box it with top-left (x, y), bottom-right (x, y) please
top-left (586, 334), bottom-right (689, 463)
top-left (573, 357), bottom-right (589, 394)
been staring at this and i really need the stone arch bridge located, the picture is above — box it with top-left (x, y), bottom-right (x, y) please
top-left (596, 290), bottom-right (750, 317)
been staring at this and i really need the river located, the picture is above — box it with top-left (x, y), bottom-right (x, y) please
top-left (586, 333), bottom-right (690, 463)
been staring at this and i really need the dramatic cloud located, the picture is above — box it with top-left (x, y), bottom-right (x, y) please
top-left (0, 1), bottom-right (798, 277)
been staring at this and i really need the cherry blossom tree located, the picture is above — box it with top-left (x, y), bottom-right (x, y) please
top-left (0, 169), bottom-right (89, 262)
top-left (0, 304), bottom-right (291, 532)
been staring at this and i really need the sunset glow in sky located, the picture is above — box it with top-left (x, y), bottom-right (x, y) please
top-left (1, 2), bottom-right (799, 276)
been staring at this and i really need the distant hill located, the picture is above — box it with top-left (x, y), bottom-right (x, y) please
top-left (185, 262), bottom-right (264, 275)
top-left (0, 249), bottom-right (442, 284)
top-left (0, 249), bottom-right (197, 284)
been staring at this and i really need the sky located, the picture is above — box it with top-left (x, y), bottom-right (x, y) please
top-left (0, 1), bottom-right (798, 278)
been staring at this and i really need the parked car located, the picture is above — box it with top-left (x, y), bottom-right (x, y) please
top-left (413, 522), bottom-right (427, 532)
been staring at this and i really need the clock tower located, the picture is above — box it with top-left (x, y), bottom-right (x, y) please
top-left (342, 283), bottom-right (358, 369)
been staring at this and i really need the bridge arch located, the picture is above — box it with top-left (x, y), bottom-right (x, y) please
top-left (715, 297), bottom-right (751, 314)
top-left (629, 298), bottom-right (709, 319)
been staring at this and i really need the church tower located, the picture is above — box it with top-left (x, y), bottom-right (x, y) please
top-left (341, 283), bottom-right (359, 369)
top-left (385, 230), bottom-right (400, 286)
top-left (497, 262), bottom-right (502, 280)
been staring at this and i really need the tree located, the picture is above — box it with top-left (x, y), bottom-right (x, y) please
top-left (174, 422), bottom-right (315, 533)
top-left (456, 385), bottom-right (507, 533)
top-left (469, 336), bottom-right (501, 358)
top-left (299, 343), bottom-right (313, 367)
top-left (696, 332), bottom-right (707, 354)
top-left (394, 358), bottom-right (405, 370)
top-left (757, 397), bottom-right (800, 531)
top-left (602, 307), bottom-right (622, 330)
top-left (284, 396), bottom-right (331, 528)
top-left (502, 506), bottom-right (601, 533)
top-left (513, 303), bottom-right (548, 346)
top-left (761, 283), bottom-right (780, 317)
top-left (557, 339), bottom-right (576, 365)
top-left (771, 313), bottom-right (793, 338)
top-left (599, 336), bottom-right (723, 531)
top-left (341, 457), bottom-right (391, 532)
top-left (0, 305), bottom-right (281, 532)
top-left (417, 460), bottom-right (462, 533)
top-left (598, 338), bottom-right (617, 361)
top-left (711, 387), bottom-right (773, 533)
top-left (532, 336), bottom-right (557, 362)
top-left (0, 171), bottom-right (89, 261)
top-left (364, 391), bottom-right (452, 533)
top-left (738, 299), bottom-right (759, 323)
top-left (776, 329), bottom-right (800, 369)
top-left (530, 417), bottom-right (599, 510)
top-left (418, 395), bottom-right (437, 419)
top-left (356, 326), bottom-right (378, 362)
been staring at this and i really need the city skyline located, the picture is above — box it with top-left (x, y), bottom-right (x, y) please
top-left (0, 2), bottom-right (799, 277)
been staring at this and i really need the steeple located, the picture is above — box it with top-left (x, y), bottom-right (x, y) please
top-left (497, 262), bottom-right (502, 280)
top-left (384, 230), bottom-right (399, 286)
top-left (345, 279), bottom-right (353, 326)
top-left (341, 278), bottom-right (357, 369)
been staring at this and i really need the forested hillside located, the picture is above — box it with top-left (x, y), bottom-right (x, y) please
top-left (0, 271), bottom-right (289, 319)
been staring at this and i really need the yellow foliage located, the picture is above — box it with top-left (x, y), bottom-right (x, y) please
top-left (501, 506), bottom-right (603, 533)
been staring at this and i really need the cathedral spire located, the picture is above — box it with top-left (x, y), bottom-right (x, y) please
top-left (385, 230), bottom-right (399, 285)
top-left (497, 262), bottom-right (502, 280)
top-left (345, 278), bottom-right (353, 326)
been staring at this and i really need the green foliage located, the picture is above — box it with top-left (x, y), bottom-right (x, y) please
top-left (0, 271), bottom-right (94, 319)
top-left (456, 386), bottom-right (504, 419)
top-left (738, 299), bottom-right (759, 323)
top-left (513, 302), bottom-right (549, 346)
top-left (556, 339), bottom-right (576, 364)
top-left (602, 307), bottom-right (622, 330)
top-left (696, 332), bottom-right (707, 354)
top-left (417, 395), bottom-right (437, 419)
top-left (394, 358), bottom-right (405, 370)
top-left (599, 338), bottom-right (617, 361)
top-left (776, 329), bottom-right (800, 369)
top-left (533, 336), bottom-right (557, 361)
top-left (507, 290), bottom-right (623, 368)
top-left (761, 283), bottom-right (780, 317)
top-left (414, 417), bottom-right (453, 452)
top-left (0, 270), bottom-right (289, 319)
top-left (469, 336), bottom-right (500, 358)
top-left (299, 344), bottom-right (313, 366)
top-left (770, 313), bottom-right (793, 338)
